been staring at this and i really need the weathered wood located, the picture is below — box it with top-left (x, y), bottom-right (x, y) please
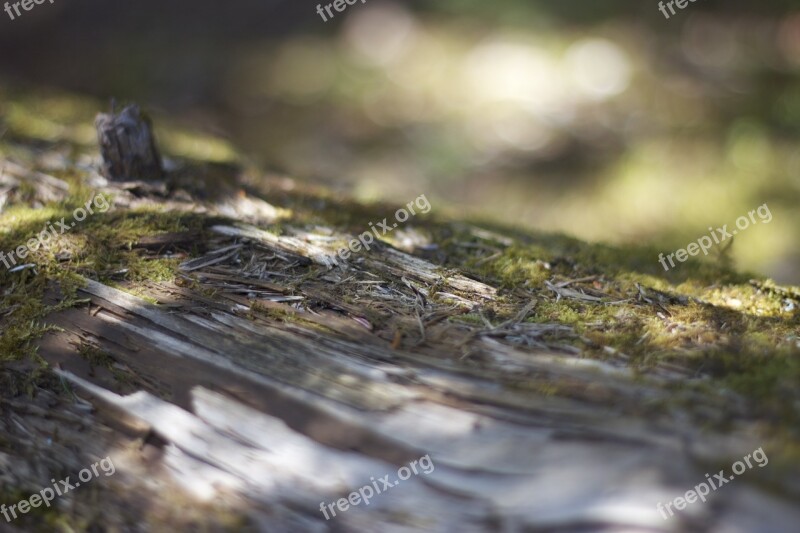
top-left (0, 113), bottom-right (793, 530)
top-left (209, 223), bottom-right (497, 303)
top-left (95, 104), bottom-right (163, 181)
top-left (30, 265), bottom-right (800, 531)
top-left (0, 158), bottom-right (70, 206)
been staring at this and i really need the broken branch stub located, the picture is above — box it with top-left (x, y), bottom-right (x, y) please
top-left (96, 104), bottom-right (164, 181)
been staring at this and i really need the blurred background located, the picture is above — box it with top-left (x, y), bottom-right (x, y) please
top-left (1, 0), bottom-right (798, 282)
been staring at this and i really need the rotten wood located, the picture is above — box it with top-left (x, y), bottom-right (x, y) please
top-left (96, 104), bottom-right (164, 181)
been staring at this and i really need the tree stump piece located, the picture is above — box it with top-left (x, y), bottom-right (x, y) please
top-left (95, 104), bottom-right (163, 181)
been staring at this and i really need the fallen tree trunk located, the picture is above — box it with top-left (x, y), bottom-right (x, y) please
top-left (0, 97), bottom-right (798, 532)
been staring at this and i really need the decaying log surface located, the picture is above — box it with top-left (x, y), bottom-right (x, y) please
top-left (1, 175), bottom-right (790, 532)
top-left (1, 103), bottom-right (798, 531)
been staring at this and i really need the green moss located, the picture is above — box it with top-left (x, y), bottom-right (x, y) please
top-left (249, 302), bottom-right (298, 323)
top-left (0, 188), bottom-right (210, 364)
top-left (474, 245), bottom-right (552, 289)
top-left (268, 192), bottom-right (799, 419)
top-left (397, 216), bottom-right (800, 423)
top-left (0, 487), bottom-right (65, 527)
top-left (0, 265), bottom-right (85, 362)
